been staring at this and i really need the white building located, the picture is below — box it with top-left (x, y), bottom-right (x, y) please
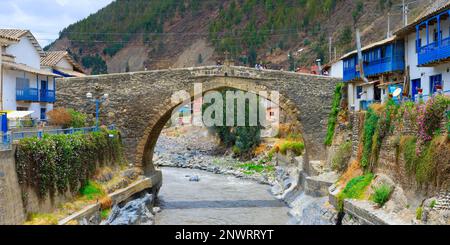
top-left (394, 0), bottom-right (450, 101)
top-left (41, 51), bottom-right (85, 78)
top-left (0, 29), bottom-right (59, 121)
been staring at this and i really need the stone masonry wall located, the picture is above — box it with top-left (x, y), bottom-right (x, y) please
top-left (0, 148), bottom-right (25, 225)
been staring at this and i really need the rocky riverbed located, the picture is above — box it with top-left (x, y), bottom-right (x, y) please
top-left (151, 126), bottom-right (340, 225)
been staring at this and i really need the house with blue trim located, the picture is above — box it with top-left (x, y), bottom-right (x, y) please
top-left (0, 29), bottom-right (59, 121)
top-left (341, 36), bottom-right (406, 111)
top-left (41, 51), bottom-right (85, 78)
top-left (394, 0), bottom-right (450, 101)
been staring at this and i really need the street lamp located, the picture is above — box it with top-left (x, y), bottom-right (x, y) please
top-left (86, 92), bottom-right (109, 130)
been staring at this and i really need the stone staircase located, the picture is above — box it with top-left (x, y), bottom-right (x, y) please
top-left (434, 192), bottom-right (450, 211)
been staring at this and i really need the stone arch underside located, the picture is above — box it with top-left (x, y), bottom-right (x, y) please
top-left (55, 66), bottom-right (341, 176)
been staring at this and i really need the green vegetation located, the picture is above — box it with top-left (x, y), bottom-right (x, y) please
top-left (79, 181), bottom-right (105, 200)
top-left (371, 184), bottom-right (392, 207)
top-left (416, 206), bottom-right (423, 220)
top-left (25, 213), bottom-right (58, 225)
top-left (239, 162), bottom-right (275, 175)
top-left (81, 55), bottom-right (107, 75)
top-left (67, 109), bottom-right (88, 128)
top-left (430, 200), bottom-right (437, 209)
top-left (202, 89), bottom-right (265, 157)
top-left (361, 108), bottom-right (380, 168)
top-left (16, 129), bottom-right (123, 200)
top-left (279, 141), bottom-right (305, 156)
top-left (337, 173), bottom-right (374, 210)
top-left (331, 141), bottom-right (352, 172)
top-left (101, 209), bottom-right (111, 220)
top-left (324, 83), bottom-right (345, 146)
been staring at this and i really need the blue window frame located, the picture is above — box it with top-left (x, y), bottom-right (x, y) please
top-left (356, 86), bottom-right (363, 99)
top-left (429, 74), bottom-right (442, 95)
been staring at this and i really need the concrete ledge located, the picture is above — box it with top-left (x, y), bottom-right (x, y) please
top-left (58, 171), bottom-right (161, 225)
top-left (305, 172), bottom-right (338, 197)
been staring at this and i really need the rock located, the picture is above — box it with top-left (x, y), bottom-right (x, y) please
top-left (153, 207), bottom-right (161, 213)
top-left (189, 175), bottom-right (200, 182)
top-left (103, 193), bottom-right (154, 225)
top-left (384, 186), bottom-right (408, 214)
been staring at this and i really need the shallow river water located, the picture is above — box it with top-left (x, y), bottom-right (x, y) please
top-left (155, 167), bottom-right (291, 225)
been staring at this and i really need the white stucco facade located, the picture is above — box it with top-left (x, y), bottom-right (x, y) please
top-left (405, 31), bottom-right (450, 100)
top-left (329, 60), bottom-right (343, 79)
top-left (1, 32), bottom-right (56, 120)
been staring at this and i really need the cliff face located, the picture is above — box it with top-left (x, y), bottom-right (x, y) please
top-left (47, 0), bottom-right (430, 74)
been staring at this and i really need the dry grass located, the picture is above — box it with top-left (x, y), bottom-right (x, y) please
top-left (100, 196), bottom-right (113, 210)
top-left (338, 160), bottom-right (363, 188)
top-left (370, 103), bottom-right (385, 115)
top-left (253, 143), bottom-right (268, 156)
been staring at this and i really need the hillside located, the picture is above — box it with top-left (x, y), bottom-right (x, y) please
top-left (47, 0), bottom-right (431, 75)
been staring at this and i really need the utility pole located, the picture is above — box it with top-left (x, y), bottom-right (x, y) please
top-left (387, 12), bottom-right (391, 38)
top-left (329, 36), bottom-right (332, 62)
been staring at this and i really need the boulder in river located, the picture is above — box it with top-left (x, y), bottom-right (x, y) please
top-left (102, 193), bottom-right (154, 225)
top-left (189, 175), bottom-right (200, 182)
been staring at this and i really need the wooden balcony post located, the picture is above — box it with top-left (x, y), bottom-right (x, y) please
top-left (437, 15), bottom-right (441, 47)
top-left (426, 20), bottom-right (429, 46)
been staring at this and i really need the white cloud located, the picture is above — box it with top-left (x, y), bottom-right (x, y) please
top-left (0, 0), bottom-right (114, 47)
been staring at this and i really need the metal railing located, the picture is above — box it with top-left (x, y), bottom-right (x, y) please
top-left (0, 132), bottom-right (12, 151)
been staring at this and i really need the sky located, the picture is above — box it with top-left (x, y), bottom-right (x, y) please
top-left (0, 0), bottom-right (114, 47)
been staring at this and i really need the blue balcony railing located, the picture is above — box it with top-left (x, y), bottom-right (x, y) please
top-left (343, 56), bottom-right (404, 82)
top-left (16, 88), bottom-right (39, 101)
top-left (40, 90), bottom-right (56, 103)
top-left (16, 88), bottom-right (55, 102)
top-left (418, 37), bottom-right (450, 66)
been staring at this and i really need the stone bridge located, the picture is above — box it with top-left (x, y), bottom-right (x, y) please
top-left (56, 66), bottom-right (341, 177)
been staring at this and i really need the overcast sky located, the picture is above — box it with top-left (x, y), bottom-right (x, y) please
top-left (0, 0), bottom-right (114, 47)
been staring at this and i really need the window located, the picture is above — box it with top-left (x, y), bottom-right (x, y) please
top-left (356, 86), bottom-right (363, 99)
top-left (40, 108), bottom-right (47, 120)
top-left (429, 74), bottom-right (442, 95)
top-left (17, 107), bottom-right (28, 111)
top-left (16, 78), bottom-right (29, 89)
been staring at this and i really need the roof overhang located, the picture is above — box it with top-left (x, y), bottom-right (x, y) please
top-left (3, 61), bottom-right (60, 77)
top-left (339, 36), bottom-right (398, 60)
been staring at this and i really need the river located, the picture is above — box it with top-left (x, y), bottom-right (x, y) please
top-left (155, 167), bottom-right (291, 225)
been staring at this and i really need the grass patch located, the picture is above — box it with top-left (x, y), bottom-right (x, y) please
top-left (79, 181), bottom-right (105, 200)
top-left (430, 200), bottom-right (437, 209)
top-left (337, 173), bottom-right (374, 210)
top-left (371, 184), bottom-right (392, 207)
top-left (279, 141), bottom-right (304, 156)
top-left (101, 209), bottom-right (111, 220)
top-left (239, 162), bottom-right (275, 174)
top-left (25, 213), bottom-right (58, 225)
top-left (416, 206), bottom-right (423, 220)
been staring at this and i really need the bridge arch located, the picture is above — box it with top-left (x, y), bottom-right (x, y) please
top-left (56, 66), bottom-right (341, 179)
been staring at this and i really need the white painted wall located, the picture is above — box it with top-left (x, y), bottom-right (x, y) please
top-left (405, 18), bottom-right (450, 99)
top-left (5, 36), bottom-right (41, 69)
top-left (330, 60), bottom-right (343, 79)
top-left (2, 69), bottom-right (56, 120)
top-left (56, 58), bottom-right (73, 70)
top-left (348, 82), bottom-right (375, 111)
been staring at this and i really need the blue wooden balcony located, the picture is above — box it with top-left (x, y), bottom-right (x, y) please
top-left (16, 88), bottom-right (39, 101)
top-left (16, 88), bottom-right (56, 102)
top-left (343, 56), bottom-right (404, 82)
top-left (40, 90), bottom-right (56, 103)
top-left (418, 37), bottom-right (450, 66)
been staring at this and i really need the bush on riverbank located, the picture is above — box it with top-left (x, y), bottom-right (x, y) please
top-left (16, 128), bottom-right (124, 200)
top-left (337, 173), bottom-right (374, 210)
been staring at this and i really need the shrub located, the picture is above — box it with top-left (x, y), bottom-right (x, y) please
top-left (324, 83), bottom-right (344, 146)
top-left (371, 184), bottom-right (392, 207)
top-left (67, 109), bottom-right (87, 128)
top-left (430, 200), bottom-right (437, 209)
top-left (279, 141), bottom-right (304, 156)
top-left (332, 141), bottom-right (352, 172)
top-left (16, 129), bottom-right (123, 200)
top-left (47, 108), bottom-right (72, 127)
top-left (361, 108), bottom-right (379, 168)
